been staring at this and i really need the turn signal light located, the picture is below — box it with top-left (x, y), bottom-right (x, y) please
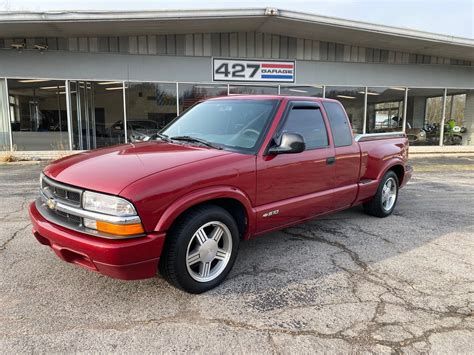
top-left (95, 221), bottom-right (145, 236)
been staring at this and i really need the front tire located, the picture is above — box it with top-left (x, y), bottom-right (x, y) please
top-left (363, 171), bottom-right (399, 218)
top-left (159, 205), bottom-right (240, 294)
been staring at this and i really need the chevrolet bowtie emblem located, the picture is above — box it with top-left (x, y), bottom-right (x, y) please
top-left (46, 198), bottom-right (57, 210)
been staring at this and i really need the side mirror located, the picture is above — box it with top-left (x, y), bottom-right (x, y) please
top-left (268, 132), bottom-right (305, 155)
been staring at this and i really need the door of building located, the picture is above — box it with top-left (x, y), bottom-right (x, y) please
top-left (69, 81), bottom-right (96, 150)
top-left (69, 81), bottom-right (125, 150)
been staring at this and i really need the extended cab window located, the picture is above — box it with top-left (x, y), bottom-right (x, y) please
top-left (281, 106), bottom-right (328, 149)
top-left (322, 102), bottom-right (353, 147)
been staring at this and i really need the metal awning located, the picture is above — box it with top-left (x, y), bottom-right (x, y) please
top-left (0, 8), bottom-right (473, 60)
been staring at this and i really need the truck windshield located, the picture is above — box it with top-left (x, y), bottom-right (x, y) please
top-left (160, 99), bottom-right (280, 153)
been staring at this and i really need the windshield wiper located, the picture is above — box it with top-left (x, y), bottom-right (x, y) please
top-left (170, 136), bottom-right (222, 150)
top-left (150, 132), bottom-right (172, 142)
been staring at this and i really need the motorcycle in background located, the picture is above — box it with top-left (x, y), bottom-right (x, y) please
top-left (419, 120), bottom-right (467, 145)
top-left (443, 119), bottom-right (466, 145)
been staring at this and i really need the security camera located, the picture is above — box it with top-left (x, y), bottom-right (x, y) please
top-left (10, 42), bottom-right (26, 50)
top-left (34, 44), bottom-right (48, 51)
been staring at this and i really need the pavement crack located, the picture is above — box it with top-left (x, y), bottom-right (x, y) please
top-left (347, 222), bottom-right (394, 244)
top-left (281, 227), bottom-right (368, 271)
top-left (266, 332), bottom-right (281, 354)
top-left (0, 223), bottom-right (31, 252)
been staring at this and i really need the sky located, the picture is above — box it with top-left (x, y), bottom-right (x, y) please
top-left (0, 0), bottom-right (473, 39)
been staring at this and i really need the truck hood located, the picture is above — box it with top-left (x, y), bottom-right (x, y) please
top-left (44, 142), bottom-right (233, 195)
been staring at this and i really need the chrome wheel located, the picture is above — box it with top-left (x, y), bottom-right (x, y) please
top-left (381, 177), bottom-right (397, 211)
top-left (185, 221), bottom-right (232, 283)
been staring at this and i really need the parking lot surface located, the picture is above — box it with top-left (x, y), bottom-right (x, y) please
top-left (0, 156), bottom-right (473, 353)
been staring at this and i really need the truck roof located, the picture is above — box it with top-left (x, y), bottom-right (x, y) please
top-left (207, 95), bottom-right (340, 103)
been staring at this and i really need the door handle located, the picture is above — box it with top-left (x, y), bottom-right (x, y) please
top-left (326, 156), bottom-right (336, 165)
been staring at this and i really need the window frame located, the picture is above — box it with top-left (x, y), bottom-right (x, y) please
top-left (321, 101), bottom-right (354, 148)
top-left (269, 100), bottom-right (331, 153)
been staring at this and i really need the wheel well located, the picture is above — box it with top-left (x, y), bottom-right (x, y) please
top-left (388, 164), bottom-right (404, 186)
top-left (169, 198), bottom-right (248, 239)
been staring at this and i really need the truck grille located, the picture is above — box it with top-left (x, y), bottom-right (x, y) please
top-left (55, 210), bottom-right (82, 225)
top-left (40, 175), bottom-right (84, 228)
top-left (41, 175), bottom-right (82, 207)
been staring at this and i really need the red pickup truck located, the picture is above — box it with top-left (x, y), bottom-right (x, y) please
top-left (29, 96), bottom-right (412, 293)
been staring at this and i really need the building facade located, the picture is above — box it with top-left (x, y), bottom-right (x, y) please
top-left (0, 8), bottom-right (473, 152)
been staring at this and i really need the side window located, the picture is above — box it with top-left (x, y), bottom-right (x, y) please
top-left (281, 107), bottom-right (329, 149)
top-left (323, 102), bottom-right (353, 147)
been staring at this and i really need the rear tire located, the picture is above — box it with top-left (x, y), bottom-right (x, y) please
top-left (159, 205), bottom-right (240, 294)
top-left (363, 171), bottom-right (399, 218)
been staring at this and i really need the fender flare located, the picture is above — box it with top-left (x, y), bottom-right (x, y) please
top-left (153, 186), bottom-right (256, 238)
top-left (376, 158), bottom-right (405, 183)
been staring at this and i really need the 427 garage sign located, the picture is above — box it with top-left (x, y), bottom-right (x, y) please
top-left (213, 58), bottom-right (295, 83)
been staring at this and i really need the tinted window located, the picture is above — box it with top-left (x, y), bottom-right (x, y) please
top-left (281, 107), bottom-right (328, 149)
top-left (323, 102), bottom-right (353, 147)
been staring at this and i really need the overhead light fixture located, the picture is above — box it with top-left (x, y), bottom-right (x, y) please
top-left (59, 91), bottom-right (76, 94)
top-left (40, 86), bottom-right (65, 90)
top-left (389, 87), bottom-right (407, 91)
top-left (98, 81), bottom-right (123, 85)
top-left (337, 95), bottom-right (356, 99)
top-left (105, 87), bottom-right (124, 91)
top-left (358, 91), bottom-right (380, 96)
top-left (288, 88), bottom-right (308, 93)
top-left (18, 79), bottom-right (50, 83)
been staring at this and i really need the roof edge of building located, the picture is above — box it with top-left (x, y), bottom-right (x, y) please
top-left (0, 7), bottom-right (472, 47)
top-left (277, 9), bottom-right (474, 47)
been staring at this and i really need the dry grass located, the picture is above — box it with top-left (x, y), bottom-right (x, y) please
top-left (0, 152), bottom-right (16, 163)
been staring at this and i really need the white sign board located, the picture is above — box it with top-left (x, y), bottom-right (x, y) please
top-left (213, 58), bottom-right (295, 82)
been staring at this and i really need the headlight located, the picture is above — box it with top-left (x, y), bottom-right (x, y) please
top-left (83, 191), bottom-right (137, 216)
top-left (82, 191), bottom-right (144, 237)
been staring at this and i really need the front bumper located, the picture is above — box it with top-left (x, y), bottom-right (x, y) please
top-left (29, 202), bottom-right (165, 280)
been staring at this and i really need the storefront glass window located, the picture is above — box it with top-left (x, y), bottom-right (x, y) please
top-left (69, 81), bottom-right (124, 150)
top-left (444, 89), bottom-right (473, 145)
top-left (126, 82), bottom-right (177, 142)
top-left (366, 87), bottom-right (406, 133)
top-left (178, 83), bottom-right (228, 114)
top-left (279, 85), bottom-right (323, 97)
top-left (229, 85), bottom-right (278, 95)
top-left (8, 79), bottom-right (69, 151)
top-left (0, 79), bottom-right (10, 150)
top-left (405, 88), bottom-right (445, 145)
top-left (324, 86), bottom-right (365, 133)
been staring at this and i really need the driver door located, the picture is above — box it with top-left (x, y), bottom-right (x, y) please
top-left (255, 101), bottom-right (336, 234)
